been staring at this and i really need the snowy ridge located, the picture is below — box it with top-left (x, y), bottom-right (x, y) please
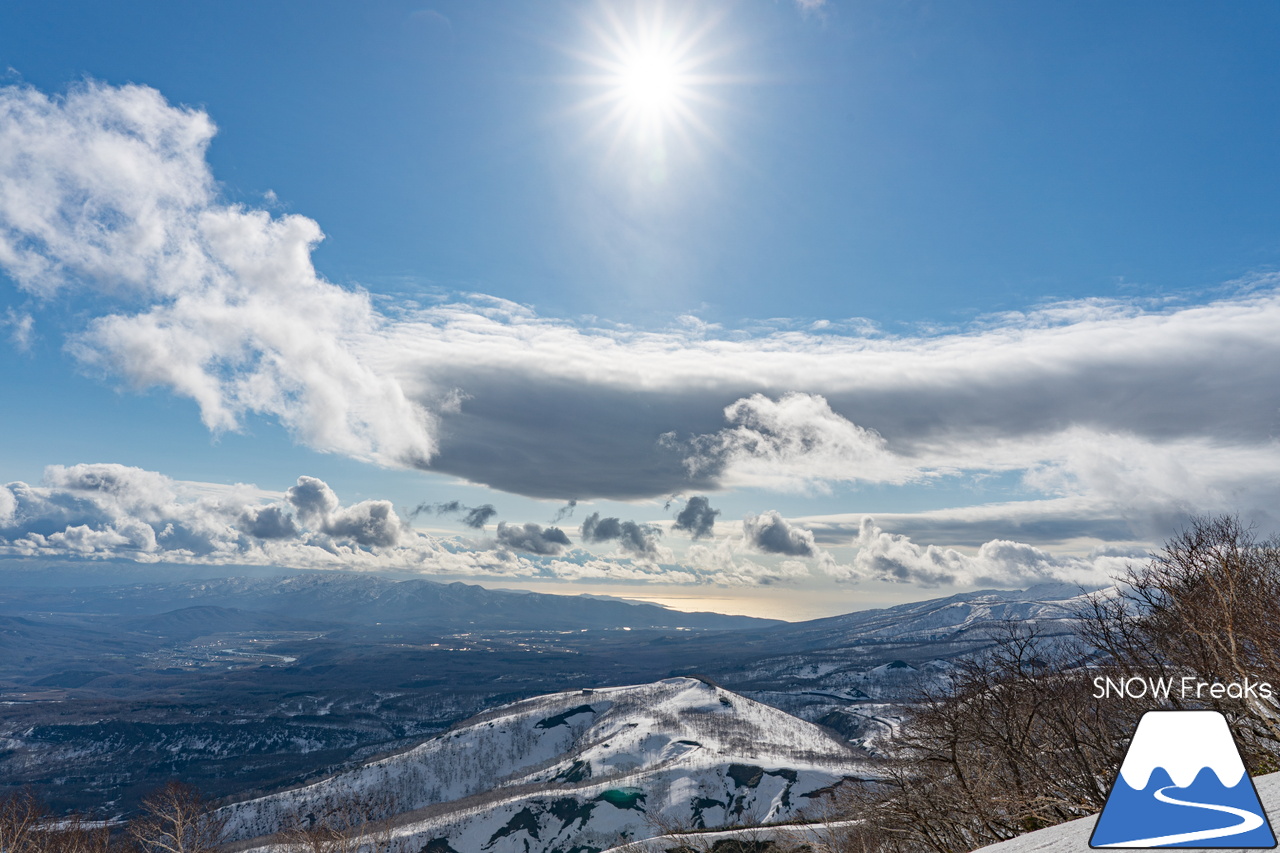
top-left (223, 678), bottom-right (869, 853)
top-left (1118, 711), bottom-right (1247, 790)
top-left (758, 583), bottom-right (1099, 650)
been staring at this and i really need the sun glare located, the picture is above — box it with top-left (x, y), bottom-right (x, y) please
top-left (619, 49), bottom-right (681, 114)
top-left (572, 3), bottom-right (728, 171)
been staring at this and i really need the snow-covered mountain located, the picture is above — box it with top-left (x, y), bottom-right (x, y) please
top-left (694, 584), bottom-right (1099, 755)
top-left (758, 582), bottom-right (1098, 650)
top-left (223, 677), bottom-right (870, 853)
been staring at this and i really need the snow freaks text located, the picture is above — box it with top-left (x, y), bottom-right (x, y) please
top-left (1093, 676), bottom-right (1275, 701)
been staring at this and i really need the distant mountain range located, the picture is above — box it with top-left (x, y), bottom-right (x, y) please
top-left (0, 572), bottom-right (781, 632)
top-left (0, 571), bottom-right (1104, 815)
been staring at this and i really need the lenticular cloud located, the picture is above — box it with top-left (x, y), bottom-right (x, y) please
top-left (0, 82), bottom-right (436, 469)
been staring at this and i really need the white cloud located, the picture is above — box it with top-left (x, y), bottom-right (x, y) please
top-left (0, 484), bottom-right (14, 525)
top-left (0, 464), bottom-right (414, 565)
top-left (3, 308), bottom-right (33, 350)
top-left (0, 83), bottom-right (435, 469)
top-left (841, 517), bottom-right (1130, 588)
top-left (684, 535), bottom-right (813, 586)
top-left (0, 463), bottom-right (777, 586)
top-left (0, 462), bottom-right (1146, 592)
top-left (677, 392), bottom-right (924, 492)
top-left (5, 81), bottom-right (1280, 557)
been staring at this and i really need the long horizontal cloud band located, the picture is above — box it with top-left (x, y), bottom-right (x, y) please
top-left (0, 463), bottom-right (1132, 589)
top-left (3, 82), bottom-right (1279, 539)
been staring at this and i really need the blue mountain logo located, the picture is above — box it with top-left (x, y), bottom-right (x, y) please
top-left (1091, 710), bottom-right (1276, 848)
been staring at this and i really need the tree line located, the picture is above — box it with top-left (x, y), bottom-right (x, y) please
top-left (1, 781), bottom-right (401, 853)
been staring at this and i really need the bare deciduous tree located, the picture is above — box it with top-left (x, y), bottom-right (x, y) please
top-left (0, 791), bottom-right (116, 853)
top-left (824, 517), bottom-right (1280, 853)
top-left (829, 624), bottom-right (1137, 853)
top-left (129, 782), bottom-right (226, 853)
top-left (1081, 514), bottom-right (1280, 765)
top-left (0, 791), bottom-right (46, 853)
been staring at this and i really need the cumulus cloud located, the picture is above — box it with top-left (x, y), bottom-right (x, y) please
top-left (684, 535), bottom-right (813, 586)
top-left (0, 465), bottom-right (409, 563)
top-left (494, 522), bottom-right (571, 556)
top-left (0, 82), bottom-right (434, 469)
top-left (238, 506), bottom-right (299, 540)
top-left (0, 462), bottom-right (1142, 592)
top-left (580, 512), bottom-right (666, 560)
top-left (673, 495), bottom-right (720, 539)
top-left (286, 476), bottom-right (341, 521)
top-left (0, 462), bottom-right (790, 585)
top-left (323, 501), bottom-right (402, 547)
top-left (742, 510), bottom-right (819, 557)
top-left (674, 393), bottom-right (924, 493)
top-left (281, 477), bottom-right (401, 547)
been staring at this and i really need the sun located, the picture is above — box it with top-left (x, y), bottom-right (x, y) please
top-left (572, 3), bottom-right (726, 166)
top-left (618, 47), bottom-right (682, 116)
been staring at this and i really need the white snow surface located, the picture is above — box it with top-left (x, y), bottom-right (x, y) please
top-left (1119, 711), bottom-right (1246, 790)
top-left (224, 677), bottom-right (870, 853)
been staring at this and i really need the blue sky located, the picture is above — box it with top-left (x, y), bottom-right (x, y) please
top-left (3, 0), bottom-right (1280, 618)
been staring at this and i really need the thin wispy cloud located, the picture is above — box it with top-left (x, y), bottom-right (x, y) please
top-left (2, 307), bottom-right (33, 350)
top-left (550, 499), bottom-right (578, 524)
top-left (413, 500), bottom-right (498, 529)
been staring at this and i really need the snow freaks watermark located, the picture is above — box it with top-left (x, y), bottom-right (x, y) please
top-left (1090, 710), bottom-right (1276, 848)
top-left (1093, 675), bottom-right (1275, 701)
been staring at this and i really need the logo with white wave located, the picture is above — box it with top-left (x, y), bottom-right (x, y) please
top-left (1091, 710), bottom-right (1276, 848)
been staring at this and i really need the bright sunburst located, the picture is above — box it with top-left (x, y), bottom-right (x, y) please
top-left (572, 2), bottom-right (727, 171)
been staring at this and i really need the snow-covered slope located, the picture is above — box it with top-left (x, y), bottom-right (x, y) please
top-left (223, 677), bottom-right (869, 853)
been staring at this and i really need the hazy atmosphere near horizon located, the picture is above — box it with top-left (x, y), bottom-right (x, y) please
top-left (4, 0), bottom-right (1280, 620)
